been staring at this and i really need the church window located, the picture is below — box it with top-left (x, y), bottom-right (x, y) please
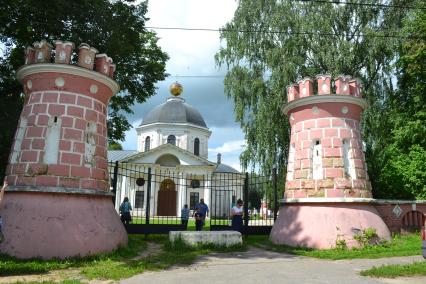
top-left (145, 136), bottom-right (150, 151)
top-left (194, 138), bottom-right (200, 156)
top-left (190, 192), bottom-right (199, 210)
top-left (312, 140), bottom-right (323, 180)
top-left (167, 135), bottom-right (176, 145)
top-left (135, 191), bottom-right (144, 209)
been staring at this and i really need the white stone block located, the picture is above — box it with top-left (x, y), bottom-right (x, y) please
top-left (169, 231), bottom-right (242, 247)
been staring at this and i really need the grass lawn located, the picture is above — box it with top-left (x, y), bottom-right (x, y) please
top-left (361, 261), bottom-right (426, 278)
top-left (1, 232), bottom-right (422, 282)
top-left (245, 233), bottom-right (422, 260)
top-left (0, 234), bottom-right (245, 282)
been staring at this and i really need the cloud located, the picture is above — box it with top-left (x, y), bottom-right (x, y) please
top-left (121, 120), bottom-right (141, 150)
top-left (146, 0), bottom-right (237, 76)
top-left (209, 140), bottom-right (246, 154)
top-left (120, 0), bottom-right (244, 171)
top-left (127, 79), bottom-right (239, 128)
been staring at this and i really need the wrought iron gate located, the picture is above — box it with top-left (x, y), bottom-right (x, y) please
top-left (110, 162), bottom-right (278, 235)
top-left (209, 171), bottom-right (278, 235)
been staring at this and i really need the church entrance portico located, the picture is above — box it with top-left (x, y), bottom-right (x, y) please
top-left (157, 179), bottom-right (177, 216)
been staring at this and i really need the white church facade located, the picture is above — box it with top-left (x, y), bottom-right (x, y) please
top-left (108, 82), bottom-right (243, 218)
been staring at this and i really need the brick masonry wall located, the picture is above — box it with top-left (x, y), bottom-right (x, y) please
top-left (283, 75), bottom-right (370, 199)
top-left (285, 103), bottom-right (371, 199)
top-left (6, 72), bottom-right (113, 191)
top-left (375, 203), bottom-right (426, 232)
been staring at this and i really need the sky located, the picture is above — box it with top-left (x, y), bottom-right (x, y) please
top-left (121, 0), bottom-right (245, 171)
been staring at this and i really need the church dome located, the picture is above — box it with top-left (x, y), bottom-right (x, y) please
top-left (140, 84), bottom-right (207, 128)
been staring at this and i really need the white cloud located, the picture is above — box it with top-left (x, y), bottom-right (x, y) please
top-left (208, 140), bottom-right (245, 154)
top-left (120, 0), bottom-right (244, 172)
top-left (146, 0), bottom-right (237, 76)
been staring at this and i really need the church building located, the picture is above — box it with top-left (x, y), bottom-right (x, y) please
top-left (108, 82), bottom-right (242, 218)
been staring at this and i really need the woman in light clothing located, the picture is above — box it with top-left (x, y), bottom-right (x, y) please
top-left (231, 199), bottom-right (243, 233)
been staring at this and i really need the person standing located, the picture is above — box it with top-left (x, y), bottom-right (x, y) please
top-left (194, 207), bottom-right (204, 231)
top-left (181, 204), bottom-right (190, 230)
top-left (119, 197), bottom-right (132, 225)
top-left (231, 199), bottom-right (244, 233)
top-left (195, 198), bottom-right (209, 228)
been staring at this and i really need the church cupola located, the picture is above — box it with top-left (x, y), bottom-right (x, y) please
top-left (136, 82), bottom-right (211, 159)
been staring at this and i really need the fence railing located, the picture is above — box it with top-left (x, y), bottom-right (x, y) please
top-left (109, 161), bottom-right (278, 234)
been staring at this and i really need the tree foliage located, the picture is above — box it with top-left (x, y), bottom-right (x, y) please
top-left (108, 141), bottom-right (123, 151)
top-left (216, 0), bottom-right (424, 198)
top-left (369, 6), bottom-right (426, 199)
top-left (0, 0), bottom-right (168, 178)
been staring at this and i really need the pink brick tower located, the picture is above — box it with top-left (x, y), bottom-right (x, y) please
top-left (0, 39), bottom-right (127, 259)
top-left (270, 74), bottom-right (390, 249)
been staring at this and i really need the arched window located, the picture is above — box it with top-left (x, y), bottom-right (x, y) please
top-left (287, 143), bottom-right (296, 181)
top-left (167, 135), bottom-right (176, 145)
top-left (194, 138), bottom-right (200, 156)
top-left (144, 136), bottom-right (150, 151)
top-left (312, 140), bottom-right (323, 180)
top-left (402, 211), bottom-right (425, 231)
top-left (342, 139), bottom-right (355, 178)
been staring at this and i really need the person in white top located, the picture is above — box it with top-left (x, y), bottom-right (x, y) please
top-left (231, 199), bottom-right (243, 233)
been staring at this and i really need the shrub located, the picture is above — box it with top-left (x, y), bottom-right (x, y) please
top-left (354, 228), bottom-right (379, 247)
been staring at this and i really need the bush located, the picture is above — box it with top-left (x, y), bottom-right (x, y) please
top-left (354, 228), bottom-right (380, 247)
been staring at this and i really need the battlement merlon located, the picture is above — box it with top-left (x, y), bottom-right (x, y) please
top-left (287, 75), bottom-right (363, 103)
top-left (23, 39), bottom-right (117, 79)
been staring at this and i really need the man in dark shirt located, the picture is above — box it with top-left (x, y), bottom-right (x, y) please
top-left (194, 207), bottom-right (205, 231)
top-left (195, 198), bottom-right (209, 228)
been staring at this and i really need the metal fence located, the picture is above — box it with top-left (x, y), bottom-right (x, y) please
top-left (110, 162), bottom-right (278, 235)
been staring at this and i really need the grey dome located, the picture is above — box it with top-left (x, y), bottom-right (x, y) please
top-left (140, 97), bottom-right (207, 128)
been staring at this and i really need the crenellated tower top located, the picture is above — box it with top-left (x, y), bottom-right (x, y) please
top-left (286, 74), bottom-right (362, 104)
top-left (24, 40), bottom-right (116, 79)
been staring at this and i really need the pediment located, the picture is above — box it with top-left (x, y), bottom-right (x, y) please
top-left (122, 144), bottom-right (214, 166)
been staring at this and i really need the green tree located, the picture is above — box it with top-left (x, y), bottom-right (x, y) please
top-left (0, 0), bottom-right (168, 179)
top-left (108, 141), bottom-right (123, 150)
top-left (371, 5), bottom-right (426, 199)
top-left (216, 1), bottom-right (409, 186)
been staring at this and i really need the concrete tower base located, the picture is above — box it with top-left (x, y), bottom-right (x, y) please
top-left (270, 198), bottom-right (391, 249)
top-left (0, 190), bottom-right (127, 259)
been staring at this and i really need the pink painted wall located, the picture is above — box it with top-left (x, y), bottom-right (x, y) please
top-left (6, 71), bottom-right (112, 191)
top-left (1, 39), bottom-right (126, 259)
top-left (0, 192), bottom-right (127, 259)
top-left (284, 76), bottom-right (371, 199)
top-left (270, 203), bottom-right (391, 249)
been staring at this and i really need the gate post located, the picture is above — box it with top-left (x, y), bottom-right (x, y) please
top-left (272, 167), bottom-right (278, 221)
top-left (243, 172), bottom-right (249, 233)
top-left (145, 167), bottom-right (152, 225)
top-left (112, 161), bottom-right (119, 205)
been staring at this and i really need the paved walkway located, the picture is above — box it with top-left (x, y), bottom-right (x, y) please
top-left (121, 247), bottom-right (426, 284)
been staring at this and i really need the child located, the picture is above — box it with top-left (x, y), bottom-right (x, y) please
top-left (119, 197), bottom-right (132, 225)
